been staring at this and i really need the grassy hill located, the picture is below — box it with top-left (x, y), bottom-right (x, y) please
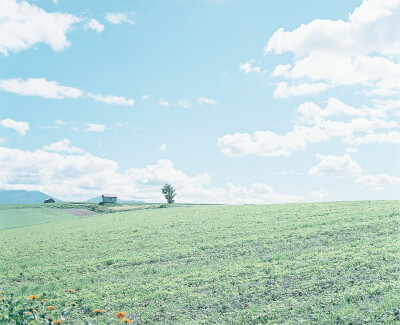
top-left (0, 204), bottom-right (78, 230)
top-left (0, 201), bottom-right (399, 323)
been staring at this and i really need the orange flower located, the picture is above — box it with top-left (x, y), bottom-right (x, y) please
top-left (41, 299), bottom-right (48, 302)
top-left (28, 295), bottom-right (39, 300)
top-left (67, 289), bottom-right (76, 293)
top-left (121, 319), bottom-right (133, 323)
top-left (54, 320), bottom-right (63, 324)
top-left (93, 309), bottom-right (104, 314)
top-left (47, 306), bottom-right (55, 310)
top-left (116, 312), bottom-right (127, 319)
top-left (0, 291), bottom-right (2, 294)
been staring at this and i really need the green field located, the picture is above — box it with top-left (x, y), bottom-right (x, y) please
top-left (1, 201), bottom-right (399, 324)
top-left (0, 204), bottom-right (79, 230)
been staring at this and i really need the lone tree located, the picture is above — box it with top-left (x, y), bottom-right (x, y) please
top-left (161, 183), bottom-right (176, 204)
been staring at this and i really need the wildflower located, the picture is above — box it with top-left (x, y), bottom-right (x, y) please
top-left (54, 320), bottom-right (63, 324)
top-left (71, 302), bottom-right (77, 306)
top-left (0, 291), bottom-right (2, 294)
top-left (121, 319), bottom-right (133, 323)
top-left (67, 289), bottom-right (76, 293)
top-left (47, 306), bottom-right (55, 310)
top-left (41, 298), bottom-right (48, 302)
top-left (93, 309), bottom-right (104, 314)
top-left (28, 295), bottom-right (40, 300)
top-left (116, 312), bottom-right (127, 319)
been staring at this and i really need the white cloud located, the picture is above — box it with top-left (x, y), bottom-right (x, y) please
top-left (159, 99), bottom-right (170, 107)
top-left (265, 0), bottom-right (400, 97)
top-left (53, 0), bottom-right (58, 5)
top-left (273, 82), bottom-right (330, 98)
top-left (176, 99), bottom-right (192, 109)
top-left (141, 95), bottom-right (150, 101)
top-left (0, 78), bottom-right (82, 99)
top-left (198, 97), bottom-right (217, 105)
top-left (0, 0), bottom-right (80, 55)
top-left (87, 93), bottom-right (134, 106)
top-left (105, 13), bottom-right (134, 25)
top-left (0, 138), bottom-right (5, 144)
top-left (0, 79), bottom-right (136, 106)
top-left (85, 19), bottom-right (104, 33)
top-left (344, 131), bottom-right (400, 145)
top-left (346, 147), bottom-right (359, 153)
top-left (55, 120), bottom-right (67, 125)
top-left (239, 60), bottom-right (261, 74)
top-left (42, 138), bottom-right (84, 153)
top-left (0, 118), bottom-right (29, 136)
top-left (160, 144), bottom-right (166, 151)
top-left (218, 98), bottom-right (399, 157)
top-left (0, 145), bottom-right (304, 203)
top-left (309, 189), bottom-right (331, 200)
top-left (354, 173), bottom-right (400, 187)
top-left (309, 154), bottom-right (363, 177)
top-left (84, 123), bottom-right (106, 132)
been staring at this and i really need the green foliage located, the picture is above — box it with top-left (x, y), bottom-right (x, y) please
top-left (1, 201), bottom-right (400, 323)
top-left (0, 275), bottom-right (77, 324)
top-left (161, 184), bottom-right (176, 204)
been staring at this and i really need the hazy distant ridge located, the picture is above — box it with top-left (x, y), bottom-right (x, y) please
top-left (0, 190), bottom-right (60, 204)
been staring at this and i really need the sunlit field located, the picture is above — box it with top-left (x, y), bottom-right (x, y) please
top-left (1, 201), bottom-right (399, 324)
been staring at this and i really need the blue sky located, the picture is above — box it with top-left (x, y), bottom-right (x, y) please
top-left (1, 0), bottom-right (400, 203)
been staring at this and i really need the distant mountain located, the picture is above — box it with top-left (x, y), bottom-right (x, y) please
top-left (0, 190), bottom-right (60, 204)
top-left (86, 196), bottom-right (144, 203)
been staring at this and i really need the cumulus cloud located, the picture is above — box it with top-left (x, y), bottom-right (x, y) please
top-left (159, 99), bottom-right (170, 107)
top-left (0, 145), bottom-right (303, 203)
top-left (84, 19), bottom-right (104, 33)
top-left (0, 0), bottom-right (80, 55)
top-left (176, 99), bottom-right (192, 109)
top-left (273, 82), bottom-right (330, 98)
top-left (198, 97), bottom-right (217, 105)
top-left (0, 78), bottom-right (82, 99)
top-left (87, 93), bottom-right (134, 106)
top-left (84, 123), bottom-right (106, 132)
top-left (354, 173), bottom-right (400, 187)
top-left (42, 138), bottom-right (84, 153)
top-left (218, 98), bottom-right (399, 157)
top-left (239, 60), bottom-right (261, 74)
top-left (309, 189), bottom-right (331, 200)
top-left (105, 13), bottom-right (134, 25)
top-left (309, 154), bottom-right (363, 177)
top-left (0, 78), bottom-right (136, 106)
top-left (265, 0), bottom-right (400, 97)
top-left (160, 144), bottom-right (166, 151)
top-left (0, 119), bottom-right (29, 136)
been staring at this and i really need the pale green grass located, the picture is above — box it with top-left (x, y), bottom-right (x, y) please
top-left (0, 201), bottom-right (399, 324)
top-left (0, 205), bottom-right (78, 230)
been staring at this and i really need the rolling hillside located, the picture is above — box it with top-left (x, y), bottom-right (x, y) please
top-left (0, 204), bottom-right (78, 230)
top-left (0, 201), bottom-right (399, 323)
